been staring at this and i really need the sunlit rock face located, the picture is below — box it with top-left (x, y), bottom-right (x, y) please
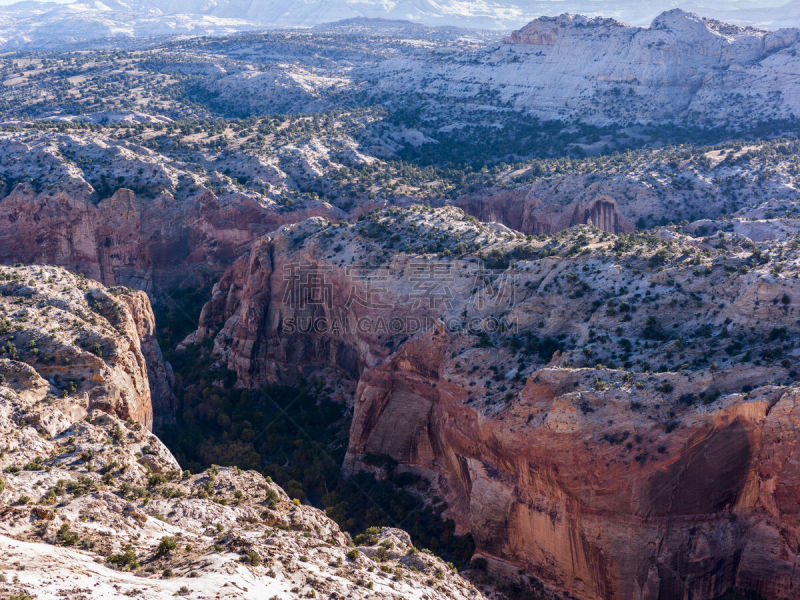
top-left (189, 205), bottom-right (800, 599)
top-left (372, 9), bottom-right (800, 127)
top-left (0, 264), bottom-right (483, 600)
top-left (0, 265), bottom-right (167, 429)
top-left (497, 10), bottom-right (800, 125)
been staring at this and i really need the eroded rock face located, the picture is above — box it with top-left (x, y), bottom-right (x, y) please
top-left (116, 290), bottom-right (175, 428)
top-left (0, 184), bottom-right (334, 292)
top-left (0, 263), bottom-right (483, 600)
top-left (451, 154), bottom-right (800, 235)
top-left (191, 206), bottom-right (800, 599)
top-left (0, 265), bottom-right (166, 429)
top-left (184, 218), bottom-right (396, 388)
top-left (454, 189), bottom-right (634, 234)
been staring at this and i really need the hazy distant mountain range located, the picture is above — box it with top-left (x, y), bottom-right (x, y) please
top-left (0, 0), bottom-right (798, 48)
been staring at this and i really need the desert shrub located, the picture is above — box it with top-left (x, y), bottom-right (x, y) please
top-left (107, 544), bottom-right (140, 570)
top-left (156, 536), bottom-right (177, 557)
top-left (56, 523), bottom-right (80, 546)
top-left (264, 487), bottom-right (280, 509)
top-left (354, 526), bottom-right (382, 546)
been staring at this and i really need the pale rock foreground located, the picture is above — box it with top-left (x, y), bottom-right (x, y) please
top-left (0, 265), bottom-right (483, 600)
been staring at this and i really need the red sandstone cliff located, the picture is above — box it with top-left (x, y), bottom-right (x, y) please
top-left (187, 207), bottom-right (800, 599)
top-left (0, 183), bottom-right (340, 292)
top-left (117, 290), bottom-right (175, 429)
top-left (453, 189), bottom-right (634, 235)
top-left (347, 344), bottom-right (800, 600)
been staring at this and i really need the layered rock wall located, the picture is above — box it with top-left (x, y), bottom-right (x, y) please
top-left (190, 207), bottom-right (800, 599)
top-left (0, 184), bottom-right (334, 292)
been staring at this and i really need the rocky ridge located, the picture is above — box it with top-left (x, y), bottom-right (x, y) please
top-left (3, 125), bottom-right (800, 296)
top-left (374, 9), bottom-right (800, 126)
top-left (188, 205), bottom-right (800, 599)
top-left (4, 11), bottom-right (800, 131)
top-left (0, 264), bottom-right (484, 600)
top-left (0, 128), bottom-right (359, 290)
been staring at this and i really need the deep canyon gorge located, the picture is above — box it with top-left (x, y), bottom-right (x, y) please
top-left (1, 6), bottom-right (800, 600)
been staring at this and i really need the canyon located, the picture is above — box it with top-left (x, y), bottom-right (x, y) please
top-left (1, 8), bottom-right (800, 600)
top-left (186, 206), bottom-right (800, 599)
top-left (0, 264), bottom-right (483, 600)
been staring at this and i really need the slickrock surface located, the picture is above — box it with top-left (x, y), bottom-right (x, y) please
top-left (191, 205), bottom-right (800, 599)
top-left (0, 265), bottom-right (171, 429)
top-left (0, 264), bottom-right (484, 600)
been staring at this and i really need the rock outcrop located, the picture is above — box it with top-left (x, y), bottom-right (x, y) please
top-left (0, 263), bottom-right (483, 600)
top-left (452, 140), bottom-right (800, 235)
top-left (0, 131), bottom-right (348, 293)
top-left (349, 363), bottom-right (800, 600)
top-left (0, 265), bottom-right (176, 425)
top-left (190, 205), bottom-right (800, 599)
top-left (0, 265), bottom-right (168, 429)
top-left (454, 189), bottom-right (633, 234)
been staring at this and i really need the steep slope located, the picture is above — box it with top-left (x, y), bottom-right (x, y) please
top-left (0, 263), bottom-right (484, 600)
top-left (188, 205), bottom-right (800, 599)
top-left (454, 190), bottom-right (634, 235)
